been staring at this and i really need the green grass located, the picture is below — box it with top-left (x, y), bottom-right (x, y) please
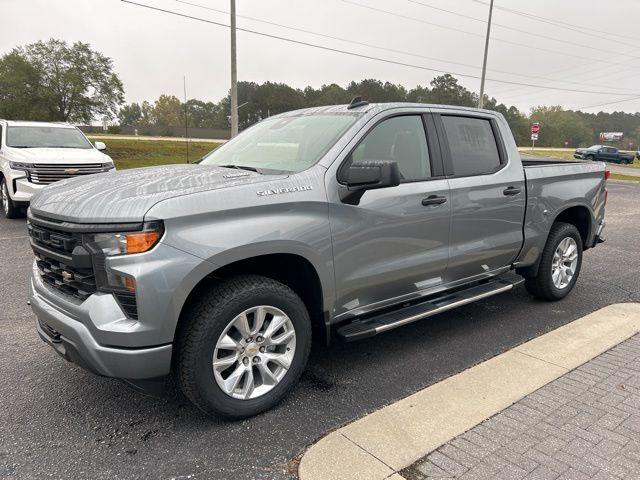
top-left (610, 173), bottom-right (640, 182)
top-left (87, 137), bottom-right (221, 170)
top-left (520, 148), bottom-right (639, 167)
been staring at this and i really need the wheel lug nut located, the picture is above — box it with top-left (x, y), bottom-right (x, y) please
top-left (256, 336), bottom-right (264, 343)
top-left (253, 357), bottom-right (260, 363)
top-left (259, 346), bottom-right (265, 353)
top-left (242, 357), bottom-right (249, 366)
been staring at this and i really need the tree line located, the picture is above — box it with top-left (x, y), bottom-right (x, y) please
top-left (2, 39), bottom-right (640, 148)
top-left (118, 76), bottom-right (640, 148)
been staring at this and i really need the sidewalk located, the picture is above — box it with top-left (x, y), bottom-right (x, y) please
top-left (298, 304), bottom-right (640, 480)
top-left (403, 334), bottom-right (640, 480)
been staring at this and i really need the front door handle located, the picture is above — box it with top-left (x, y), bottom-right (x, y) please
top-left (503, 186), bottom-right (521, 196)
top-left (422, 195), bottom-right (447, 206)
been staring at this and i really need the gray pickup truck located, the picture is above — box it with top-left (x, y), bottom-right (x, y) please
top-left (27, 101), bottom-right (607, 418)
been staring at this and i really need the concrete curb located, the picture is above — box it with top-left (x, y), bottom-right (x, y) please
top-left (298, 303), bottom-right (640, 480)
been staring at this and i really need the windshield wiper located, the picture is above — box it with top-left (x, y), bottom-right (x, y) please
top-left (219, 164), bottom-right (261, 173)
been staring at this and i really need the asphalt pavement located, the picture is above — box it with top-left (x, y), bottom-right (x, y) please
top-left (1, 181), bottom-right (639, 480)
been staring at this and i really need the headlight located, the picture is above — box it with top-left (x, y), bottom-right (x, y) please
top-left (84, 221), bottom-right (163, 295)
top-left (9, 161), bottom-right (31, 171)
top-left (86, 221), bottom-right (163, 257)
top-left (102, 161), bottom-right (115, 171)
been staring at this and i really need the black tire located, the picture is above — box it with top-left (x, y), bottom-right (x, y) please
top-left (585, 155), bottom-right (595, 161)
top-left (0, 177), bottom-right (21, 219)
top-left (176, 274), bottom-right (312, 419)
top-left (525, 222), bottom-right (583, 301)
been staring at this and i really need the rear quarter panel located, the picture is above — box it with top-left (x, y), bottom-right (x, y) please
top-left (516, 162), bottom-right (606, 267)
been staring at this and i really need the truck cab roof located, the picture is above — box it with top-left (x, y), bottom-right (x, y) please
top-left (273, 102), bottom-right (502, 119)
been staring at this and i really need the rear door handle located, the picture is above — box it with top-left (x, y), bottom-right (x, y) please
top-left (503, 186), bottom-right (521, 196)
top-left (422, 195), bottom-right (447, 206)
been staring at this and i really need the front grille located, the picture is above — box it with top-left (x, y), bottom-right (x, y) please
top-left (29, 215), bottom-right (139, 318)
top-left (28, 221), bottom-right (82, 257)
top-left (28, 218), bottom-right (97, 301)
top-left (35, 254), bottom-right (97, 300)
top-left (29, 163), bottom-right (106, 185)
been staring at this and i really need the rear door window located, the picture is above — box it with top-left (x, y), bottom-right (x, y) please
top-left (441, 116), bottom-right (501, 176)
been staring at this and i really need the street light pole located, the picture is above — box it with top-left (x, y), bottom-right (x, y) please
top-left (478, 0), bottom-right (494, 109)
top-left (230, 0), bottom-right (239, 137)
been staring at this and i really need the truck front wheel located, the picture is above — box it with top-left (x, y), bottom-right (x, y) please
top-left (525, 222), bottom-right (583, 301)
top-left (1, 178), bottom-right (21, 219)
top-left (176, 275), bottom-right (311, 419)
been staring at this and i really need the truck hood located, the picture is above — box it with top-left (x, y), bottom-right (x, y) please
top-left (29, 164), bottom-right (286, 223)
top-left (6, 147), bottom-right (110, 164)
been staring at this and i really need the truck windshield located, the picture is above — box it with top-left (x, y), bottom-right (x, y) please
top-left (200, 114), bottom-right (358, 173)
top-left (7, 126), bottom-right (93, 149)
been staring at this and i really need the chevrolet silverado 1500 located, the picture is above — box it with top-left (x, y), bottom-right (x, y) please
top-left (27, 101), bottom-right (607, 418)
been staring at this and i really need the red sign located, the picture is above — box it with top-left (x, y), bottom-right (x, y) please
top-left (531, 123), bottom-right (540, 135)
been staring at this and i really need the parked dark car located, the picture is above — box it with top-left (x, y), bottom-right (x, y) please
top-left (574, 145), bottom-right (634, 164)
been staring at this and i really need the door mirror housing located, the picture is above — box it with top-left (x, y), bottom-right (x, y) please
top-left (95, 141), bottom-right (107, 151)
top-left (339, 160), bottom-right (401, 204)
top-left (343, 160), bottom-right (401, 189)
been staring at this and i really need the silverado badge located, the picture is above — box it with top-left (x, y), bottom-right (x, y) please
top-left (256, 185), bottom-right (313, 196)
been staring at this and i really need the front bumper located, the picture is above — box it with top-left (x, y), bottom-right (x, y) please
top-left (29, 266), bottom-right (173, 382)
top-left (4, 171), bottom-right (45, 203)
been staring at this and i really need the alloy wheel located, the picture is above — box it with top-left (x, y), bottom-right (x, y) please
top-left (212, 305), bottom-right (297, 400)
top-left (551, 237), bottom-right (578, 289)
top-left (1, 181), bottom-right (8, 215)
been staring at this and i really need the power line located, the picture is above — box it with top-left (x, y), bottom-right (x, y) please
top-left (170, 0), bottom-right (636, 94)
top-left (404, 0), bottom-right (640, 61)
top-left (470, 0), bottom-right (640, 45)
top-left (492, 47), bottom-right (640, 101)
top-left (343, 0), bottom-right (640, 72)
top-left (120, 0), bottom-right (640, 97)
top-left (575, 95), bottom-right (640, 111)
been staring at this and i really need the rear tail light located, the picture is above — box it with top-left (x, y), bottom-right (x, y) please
top-left (605, 169), bottom-right (611, 180)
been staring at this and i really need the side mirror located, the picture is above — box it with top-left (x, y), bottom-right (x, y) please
top-left (95, 141), bottom-right (107, 151)
top-left (339, 160), bottom-right (400, 204)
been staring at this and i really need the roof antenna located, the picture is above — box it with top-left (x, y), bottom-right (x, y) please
top-left (348, 96), bottom-right (369, 109)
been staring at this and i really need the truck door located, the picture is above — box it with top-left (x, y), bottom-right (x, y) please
top-left (329, 114), bottom-right (451, 318)
top-left (434, 112), bottom-right (526, 282)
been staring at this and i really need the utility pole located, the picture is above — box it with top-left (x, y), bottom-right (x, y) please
top-left (183, 75), bottom-right (190, 163)
top-left (478, 0), bottom-right (494, 109)
top-left (230, 0), bottom-right (239, 137)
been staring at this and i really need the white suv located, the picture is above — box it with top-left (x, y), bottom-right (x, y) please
top-left (0, 120), bottom-right (115, 218)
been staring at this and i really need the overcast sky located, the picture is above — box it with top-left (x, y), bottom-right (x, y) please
top-left (4, 0), bottom-right (640, 113)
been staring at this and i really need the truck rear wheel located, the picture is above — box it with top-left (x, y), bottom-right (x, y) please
top-left (176, 275), bottom-right (311, 419)
top-left (1, 178), bottom-right (21, 219)
top-left (525, 222), bottom-right (583, 301)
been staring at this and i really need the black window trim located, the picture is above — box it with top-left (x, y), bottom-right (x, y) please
top-left (434, 112), bottom-right (508, 179)
top-left (337, 112), bottom-right (446, 185)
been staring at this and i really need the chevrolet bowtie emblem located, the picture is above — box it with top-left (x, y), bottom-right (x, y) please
top-left (61, 271), bottom-right (74, 282)
top-left (64, 168), bottom-right (79, 174)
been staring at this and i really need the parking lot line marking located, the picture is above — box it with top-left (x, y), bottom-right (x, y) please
top-left (298, 303), bottom-right (640, 480)
top-left (0, 235), bottom-right (29, 241)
